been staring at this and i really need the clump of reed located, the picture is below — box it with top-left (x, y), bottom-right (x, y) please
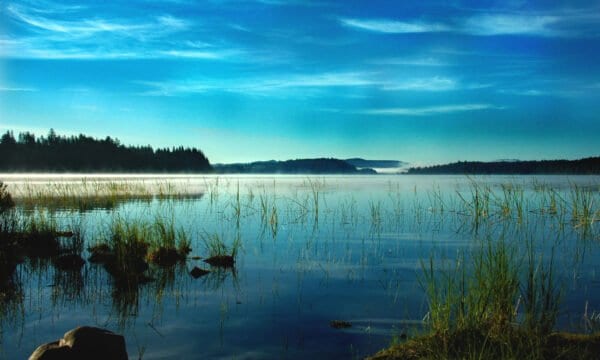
top-left (0, 181), bottom-right (15, 215)
top-left (201, 232), bottom-right (240, 268)
top-left (10, 179), bottom-right (198, 212)
top-left (0, 183), bottom-right (19, 290)
top-left (89, 217), bottom-right (151, 287)
top-left (373, 236), bottom-right (571, 359)
top-left (89, 215), bottom-right (192, 287)
top-left (146, 216), bottom-right (191, 267)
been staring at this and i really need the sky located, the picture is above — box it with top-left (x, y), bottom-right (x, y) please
top-left (1, 0), bottom-right (599, 166)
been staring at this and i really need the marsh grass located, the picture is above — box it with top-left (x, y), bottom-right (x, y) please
top-left (147, 216), bottom-right (192, 266)
top-left (380, 235), bottom-right (569, 359)
top-left (0, 182), bottom-right (14, 214)
top-left (201, 232), bottom-right (240, 267)
top-left (90, 214), bottom-right (192, 284)
top-left (9, 179), bottom-right (200, 212)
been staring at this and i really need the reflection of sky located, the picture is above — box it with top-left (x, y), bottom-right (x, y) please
top-left (1, 1), bottom-right (599, 165)
top-left (2, 175), bottom-right (600, 358)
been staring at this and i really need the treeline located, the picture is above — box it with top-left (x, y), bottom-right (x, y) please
top-left (214, 158), bottom-right (376, 174)
top-left (407, 157), bottom-right (600, 175)
top-left (0, 129), bottom-right (212, 172)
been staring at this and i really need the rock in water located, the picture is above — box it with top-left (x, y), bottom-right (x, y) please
top-left (29, 326), bottom-right (127, 360)
top-left (54, 254), bottom-right (85, 271)
top-left (330, 320), bottom-right (352, 329)
top-left (28, 342), bottom-right (72, 360)
top-left (204, 255), bottom-right (235, 267)
top-left (190, 266), bottom-right (210, 278)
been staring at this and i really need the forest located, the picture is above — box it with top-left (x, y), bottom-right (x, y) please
top-left (0, 130), bottom-right (212, 172)
top-left (407, 157), bottom-right (600, 174)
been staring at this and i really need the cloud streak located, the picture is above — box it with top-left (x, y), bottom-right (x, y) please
top-left (382, 77), bottom-right (456, 91)
top-left (340, 18), bottom-right (449, 33)
top-left (341, 11), bottom-right (595, 37)
top-left (135, 72), bottom-right (472, 96)
top-left (361, 104), bottom-right (500, 116)
top-left (7, 4), bottom-right (165, 36)
top-left (0, 86), bottom-right (37, 92)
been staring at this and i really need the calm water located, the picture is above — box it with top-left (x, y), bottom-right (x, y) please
top-left (1, 175), bottom-right (599, 359)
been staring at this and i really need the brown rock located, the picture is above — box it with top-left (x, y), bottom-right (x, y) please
top-left (29, 341), bottom-right (73, 360)
top-left (29, 326), bottom-right (127, 360)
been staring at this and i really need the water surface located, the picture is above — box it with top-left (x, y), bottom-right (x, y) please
top-left (1, 175), bottom-right (599, 359)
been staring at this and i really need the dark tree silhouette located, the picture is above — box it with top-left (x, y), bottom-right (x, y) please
top-left (0, 129), bottom-right (212, 173)
top-left (407, 158), bottom-right (600, 175)
top-left (214, 158), bottom-right (376, 174)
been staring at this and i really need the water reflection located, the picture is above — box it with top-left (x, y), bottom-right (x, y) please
top-left (0, 175), bottom-right (598, 358)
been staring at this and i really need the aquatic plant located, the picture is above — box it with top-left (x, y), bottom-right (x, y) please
top-left (0, 182), bottom-right (15, 214)
top-left (146, 216), bottom-right (191, 266)
top-left (201, 232), bottom-right (240, 267)
top-left (410, 235), bottom-right (564, 359)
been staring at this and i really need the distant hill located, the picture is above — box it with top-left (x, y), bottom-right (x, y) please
top-left (407, 157), bottom-right (600, 175)
top-left (214, 158), bottom-right (376, 174)
top-left (344, 158), bottom-right (406, 169)
top-left (0, 129), bottom-right (212, 173)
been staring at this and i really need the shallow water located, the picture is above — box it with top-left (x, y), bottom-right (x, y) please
top-left (1, 174), bottom-right (599, 359)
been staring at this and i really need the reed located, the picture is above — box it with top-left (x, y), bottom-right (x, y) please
top-left (405, 235), bottom-right (565, 359)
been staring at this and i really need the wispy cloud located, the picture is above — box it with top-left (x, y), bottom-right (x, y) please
top-left (0, 86), bottom-right (37, 92)
top-left (341, 12), bottom-right (596, 37)
top-left (135, 72), bottom-right (377, 96)
top-left (371, 57), bottom-right (450, 67)
top-left (7, 4), bottom-right (157, 36)
top-left (340, 18), bottom-right (449, 33)
top-left (270, 72), bottom-right (377, 88)
top-left (382, 77), bottom-right (456, 91)
top-left (2, 3), bottom-right (262, 61)
top-left (498, 89), bottom-right (548, 96)
top-left (7, 4), bottom-right (191, 38)
top-left (463, 14), bottom-right (559, 36)
top-left (135, 81), bottom-right (215, 96)
top-left (361, 104), bottom-right (500, 116)
top-left (157, 49), bottom-right (238, 59)
top-left (135, 72), bottom-right (471, 96)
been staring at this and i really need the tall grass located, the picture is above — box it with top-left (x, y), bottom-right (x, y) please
top-left (415, 235), bottom-right (564, 359)
top-left (201, 232), bottom-right (241, 259)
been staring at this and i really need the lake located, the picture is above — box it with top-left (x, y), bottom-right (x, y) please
top-left (1, 174), bottom-right (599, 359)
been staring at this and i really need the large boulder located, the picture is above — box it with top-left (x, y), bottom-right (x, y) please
top-left (29, 326), bottom-right (127, 360)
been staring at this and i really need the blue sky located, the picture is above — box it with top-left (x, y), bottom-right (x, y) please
top-left (1, 0), bottom-right (599, 165)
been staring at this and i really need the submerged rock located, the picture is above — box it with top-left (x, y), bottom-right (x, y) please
top-left (204, 255), bottom-right (235, 268)
top-left (88, 243), bottom-right (114, 263)
top-left (54, 254), bottom-right (85, 271)
top-left (190, 266), bottom-right (210, 278)
top-left (29, 326), bottom-right (127, 360)
top-left (330, 320), bottom-right (352, 329)
top-left (147, 247), bottom-right (184, 267)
